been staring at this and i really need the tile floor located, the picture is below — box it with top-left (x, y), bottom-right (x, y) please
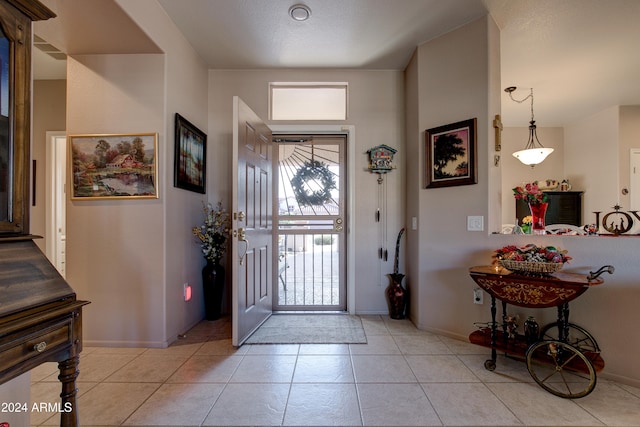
top-left (30, 315), bottom-right (640, 426)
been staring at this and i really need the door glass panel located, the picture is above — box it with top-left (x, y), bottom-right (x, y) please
top-left (275, 136), bottom-right (346, 310)
top-left (0, 30), bottom-right (10, 222)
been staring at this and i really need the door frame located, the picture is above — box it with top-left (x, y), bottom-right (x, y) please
top-left (270, 124), bottom-right (356, 314)
top-left (45, 131), bottom-right (67, 276)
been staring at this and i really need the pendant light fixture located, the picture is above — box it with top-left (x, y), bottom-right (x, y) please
top-left (504, 86), bottom-right (553, 167)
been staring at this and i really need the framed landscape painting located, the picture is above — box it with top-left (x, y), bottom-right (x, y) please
top-left (174, 113), bottom-right (207, 194)
top-left (69, 133), bottom-right (158, 200)
top-left (425, 118), bottom-right (477, 188)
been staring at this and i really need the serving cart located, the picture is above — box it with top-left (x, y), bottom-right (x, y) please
top-left (468, 264), bottom-right (614, 398)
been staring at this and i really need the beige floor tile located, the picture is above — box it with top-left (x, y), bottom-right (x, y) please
top-left (245, 343), bottom-right (300, 354)
top-left (618, 382), bottom-right (640, 398)
top-left (575, 381), bottom-right (640, 426)
top-left (76, 353), bottom-right (140, 382)
top-left (352, 355), bottom-right (417, 383)
top-left (105, 354), bottom-right (189, 383)
top-left (203, 383), bottom-right (289, 426)
top-left (422, 382), bottom-right (522, 426)
top-left (30, 362), bottom-right (60, 382)
top-left (358, 383), bottom-right (441, 426)
top-left (31, 380), bottom-right (99, 426)
top-left (393, 334), bottom-right (453, 354)
top-left (84, 346), bottom-right (147, 355)
top-left (383, 317), bottom-right (422, 335)
top-left (488, 382), bottom-right (603, 426)
top-left (124, 383), bottom-right (225, 426)
top-left (196, 338), bottom-right (249, 356)
top-left (350, 334), bottom-right (400, 355)
top-left (229, 354), bottom-right (296, 383)
top-left (439, 335), bottom-right (489, 355)
top-left (359, 315), bottom-right (390, 336)
top-left (142, 341), bottom-right (204, 357)
top-left (407, 355), bottom-right (480, 383)
top-left (293, 355), bottom-right (354, 383)
top-left (45, 382), bottom-right (160, 426)
top-left (167, 354), bottom-right (243, 383)
top-left (458, 353), bottom-right (535, 383)
top-left (284, 383), bottom-right (361, 426)
top-left (299, 343), bottom-right (350, 354)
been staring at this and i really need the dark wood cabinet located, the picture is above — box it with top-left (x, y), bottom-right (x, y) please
top-left (0, 2), bottom-right (88, 427)
top-left (516, 191), bottom-right (583, 226)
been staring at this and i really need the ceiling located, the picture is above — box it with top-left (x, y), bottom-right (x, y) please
top-left (33, 0), bottom-right (640, 127)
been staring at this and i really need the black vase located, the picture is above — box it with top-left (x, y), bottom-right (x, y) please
top-left (387, 273), bottom-right (407, 320)
top-left (524, 316), bottom-right (539, 345)
top-left (202, 260), bottom-right (225, 320)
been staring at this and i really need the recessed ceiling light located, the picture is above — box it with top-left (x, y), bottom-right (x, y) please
top-left (289, 4), bottom-right (311, 21)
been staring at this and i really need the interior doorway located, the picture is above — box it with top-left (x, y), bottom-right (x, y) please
top-left (630, 149), bottom-right (640, 211)
top-left (274, 134), bottom-right (347, 311)
top-left (45, 131), bottom-right (67, 277)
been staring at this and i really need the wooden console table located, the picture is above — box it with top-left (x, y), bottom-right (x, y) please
top-left (0, 237), bottom-right (89, 426)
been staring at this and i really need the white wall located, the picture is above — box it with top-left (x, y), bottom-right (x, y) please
top-left (565, 106), bottom-right (620, 219)
top-left (208, 69), bottom-right (406, 314)
top-left (66, 53), bottom-right (166, 346)
top-left (406, 16), bottom-right (499, 334)
top-left (64, 0), bottom-right (209, 347)
top-left (117, 0), bottom-right (211, 347)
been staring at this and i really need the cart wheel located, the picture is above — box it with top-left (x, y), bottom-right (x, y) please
top-left (484, 359), bottom-right (496, 371)
top-left (526, 340), bottom-right (596, 398)
top-left (540, 322), bottom-right (600, 353)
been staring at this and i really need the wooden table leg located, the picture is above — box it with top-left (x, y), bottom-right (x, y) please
top-left (58, 355), bottom-right (79, 427)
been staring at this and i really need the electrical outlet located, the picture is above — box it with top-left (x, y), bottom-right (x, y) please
top-left (473, 288), bottom-right (483, 304)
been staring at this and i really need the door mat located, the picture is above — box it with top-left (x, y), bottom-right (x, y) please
top-left (245, 314), bottom-right (367, 344)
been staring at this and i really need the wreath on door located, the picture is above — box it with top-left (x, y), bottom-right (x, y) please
top-left (291, 160), bottom-right (336, 207)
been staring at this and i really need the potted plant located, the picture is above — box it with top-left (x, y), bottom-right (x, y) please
top-left (192, 201), bottom-right (229, 320)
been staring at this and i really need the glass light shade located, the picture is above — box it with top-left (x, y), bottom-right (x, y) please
top-left (512, 147), bottom-right (554, 166)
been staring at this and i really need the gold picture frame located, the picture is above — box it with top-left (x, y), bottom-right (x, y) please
top-left (69, 133), bottom-right (159, 200)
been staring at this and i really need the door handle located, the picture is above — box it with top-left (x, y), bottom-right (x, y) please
top-left (235, 211), bottom-right (246, 222)
top-left (238, 227), bottom-right (248, 265)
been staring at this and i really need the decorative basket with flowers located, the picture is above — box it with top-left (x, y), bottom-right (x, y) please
top-left (494, 244), bottom-right (571, 275)
top-left (192, 201), bottom-right (230, 264)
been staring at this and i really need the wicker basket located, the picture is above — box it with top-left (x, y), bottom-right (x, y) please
top-left (499, 260), bottom-right (564, 274)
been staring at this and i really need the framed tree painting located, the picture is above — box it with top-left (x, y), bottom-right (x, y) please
top-left (69, 133), bottom-right (158, 200)
top-left (174, 113), bottom-right (207, 194)
top-left (425, 118), bottom-right (477, 188)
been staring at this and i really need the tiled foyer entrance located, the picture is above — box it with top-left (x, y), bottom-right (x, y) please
top-left (30, 315), bottom-right (640, 426)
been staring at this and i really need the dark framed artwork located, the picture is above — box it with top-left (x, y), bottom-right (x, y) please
top-left (69, 133), bottom-right (158, 200)
top-left (174, 113), bottom-right (207, 194)
top-left (425, 118), bottom-right (477, 188)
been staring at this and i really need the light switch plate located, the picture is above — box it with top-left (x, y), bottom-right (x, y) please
top-left (467, 216), bottom-right (484, 231)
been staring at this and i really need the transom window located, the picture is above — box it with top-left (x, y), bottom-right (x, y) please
top-left (269, 82), bottom-right (348, 121)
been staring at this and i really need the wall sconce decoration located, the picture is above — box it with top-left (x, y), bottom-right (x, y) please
top-left (504, 86), bottom-right (553, 167)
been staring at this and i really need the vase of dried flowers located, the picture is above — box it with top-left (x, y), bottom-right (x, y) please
top-left (193, 201), bottom-right (230, 320)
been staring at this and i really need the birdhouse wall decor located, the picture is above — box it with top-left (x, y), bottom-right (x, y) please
top-left (365, 144), bottom-right (399, 280)
top-left (367, 144), bottom-right (397, 174)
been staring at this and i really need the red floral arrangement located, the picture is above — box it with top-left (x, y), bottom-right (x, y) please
top-left (513, 182), bottom-right (548, 205)
top-left (494, 244), bottom-right (571, 264)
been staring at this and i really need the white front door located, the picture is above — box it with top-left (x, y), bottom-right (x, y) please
top-left (232, 96), bottom-right (273, 346)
